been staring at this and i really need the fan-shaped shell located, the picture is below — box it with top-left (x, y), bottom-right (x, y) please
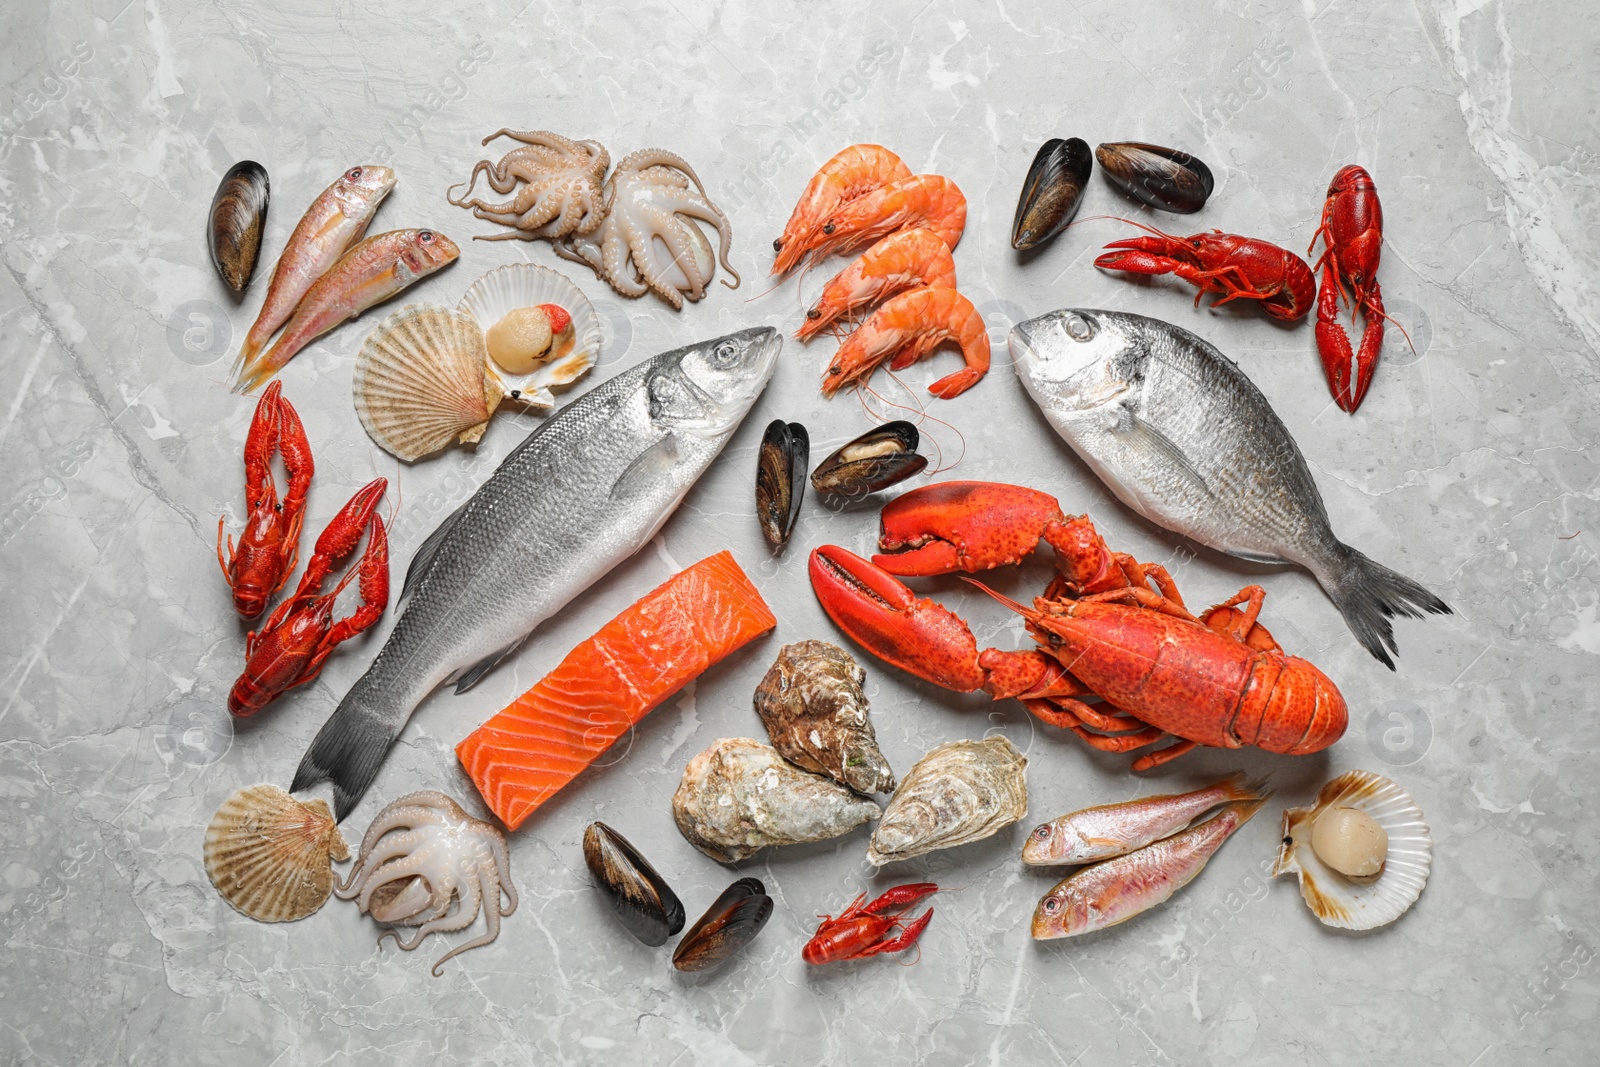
top-left (458, 264), bottom-right (600, 408)
top-left (1273, 770), bottom-right (1431, 931)
top-left (353, 303), bottom-right (508, 461)
top-left (203, 784), bottom-right (349, 923)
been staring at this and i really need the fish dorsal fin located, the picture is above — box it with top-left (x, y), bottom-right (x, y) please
top-left (453, 641), bottom-right (522, 694)
top-left (401, 498), bottom-right (470, 603)
top-left (1111, 403), bottom-right (1214, 501)
top-left (612, 433), bottom-right (682, 501)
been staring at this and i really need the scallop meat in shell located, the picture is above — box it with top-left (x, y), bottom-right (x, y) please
top-left (458, 263), bottom-right (600, 408)
top-left (1273, 769), bottom-right (1432, 931)
top-left (203, 783), bottom-right (349, 923)
top-left (868, 736), bottom-right (1028, 865)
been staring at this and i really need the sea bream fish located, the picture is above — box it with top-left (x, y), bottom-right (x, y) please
top-left (292, 327), bottom-right (783, 819)
top-left (1008, 308), bottom-right (1450, 667)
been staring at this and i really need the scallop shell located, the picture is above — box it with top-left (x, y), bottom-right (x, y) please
top-left (1273, 770), bottom-right (1432, 931)
top-left (868, 736), bottom-right (1028, 866)
top-left (353, 303), bottom-right (509, 462)
top-left (458, 263), bottom-right (600, 407)
top-left (203, 784), bottom-right (349, 923)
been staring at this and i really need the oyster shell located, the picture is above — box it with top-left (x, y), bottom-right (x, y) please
top-left (1095, 142), bottom-right (1215, 214)
top-left (1274, 770), bottom-right (1432, 931)
top-left (752, 640), bottom-right (895, 794)
top-left (203, 784), bottom-right (349, 922)
top-left (1011, 138), bottom-right (1092, 251)
top-left (810, 421), bottom-right (927, 497)
top-left (208, 160), bottom-right (269, 294)
top-left (868, 736), bottom-right (1028, 866)
top-left (672, 877), bottom-right (773, 972)
top-left (352, 303), bottom-right (512, 462)
top-left (583, 821), bottom-right (686, 947)
top-left (672, 738), bottom-right (881, 863)
top-left (756, 420), bottom-right (808, 549)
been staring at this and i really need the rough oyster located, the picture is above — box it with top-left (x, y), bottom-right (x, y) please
top-left (868, 736), bottom-right (1028, 866)
top-left (752, 640), bottom-right (895, 794)
top-left (672, 738), bottom-right (881, 863)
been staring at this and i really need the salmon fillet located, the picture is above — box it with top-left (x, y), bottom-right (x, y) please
top-left (457, 551), bottom-right (776, 830)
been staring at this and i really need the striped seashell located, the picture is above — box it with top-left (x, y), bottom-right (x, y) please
top-left (203, 783), bottom-right (349, 923)
top-left (353, 303), bottom-right (510, 462)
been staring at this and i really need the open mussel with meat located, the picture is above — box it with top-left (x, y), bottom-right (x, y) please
top-left (583, 822), bottom-right (686, 947)
top-left (672, 877), bottom-right (774, 973)
top-left (1094, 142), bottom-right (1214, 214)
top-left (208, 161), bottom-right (270, 294)
top-left (810, 421), bottom-right (927, 498)
top-left (756, 420), bottom-right (808, 549)
top-left (1011, 138), bottom-right (1092, 251)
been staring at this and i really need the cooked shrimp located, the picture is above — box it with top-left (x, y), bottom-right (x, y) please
top-left (772, 144), bottom-right (911, 275)
top-left (798, 228), bottom-right (958, 341)
top-left (809, 175), bottom-right (967, 267)
top-left (821, 286), bottom-right (989, 400)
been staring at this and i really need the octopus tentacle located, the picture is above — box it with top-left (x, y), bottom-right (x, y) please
top-left (426, 879), bottom-right (499, 977)
top-left (656, 191), bottom-right (740, 291)
top-left (353, 851), bottom-right (433, 913)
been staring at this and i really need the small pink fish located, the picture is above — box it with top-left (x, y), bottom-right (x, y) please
top-left (234, 166), bottom-right (396, 377)
top-left (1031, 796), bottom-right (1267, 940)
top-left (1021, 772), bottom-right (1266, 865)
top-left (233, 228), bottom-right (460, 393)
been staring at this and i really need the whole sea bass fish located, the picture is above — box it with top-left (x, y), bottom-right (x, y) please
top-left (1021, 773), bottom-right (1266, 866)
top-left (1031, 797), bottom-right (1265, 939)
top-left (293, 327), bottom-right (782, 819)
top-left (234, 165), bottom-right (396, 376)
top-left (1009, 308), bottom-right (1449, 667)
top-left (234, 228), bottom-right (460, 393)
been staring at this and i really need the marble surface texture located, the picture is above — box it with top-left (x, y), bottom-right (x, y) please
top-left (2, 1), bottom-right (1598, 1064)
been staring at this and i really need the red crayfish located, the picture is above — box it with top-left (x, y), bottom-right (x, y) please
top-left (801, 882), bottom-right (937, 965)
top-left (1095, 219), bottom-right (1315, 322)
top-left (1310, 165), bottom-right (1394, 412)
top-left (228, 477), bottom-right (390, 717)
top-left (809, 482), bottom-right (1347, 771)
top-left (216, 381), bottom-right (313, 618)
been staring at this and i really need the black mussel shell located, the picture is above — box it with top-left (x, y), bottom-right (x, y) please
top-left (756, 419), bottom-right (809, 549)
top-left (583, 822), bottom-right (686, 947)
top-left (1012, 137), bottom-right (1093, 251)
top-left (1094, 142), bottom-right (1214, 214)
top-left (207, 160), bottom-right (270, 294)
top-left (672, 877), bottom-right (774, 973)
top-left (811, 420), bottom-right (928, 497)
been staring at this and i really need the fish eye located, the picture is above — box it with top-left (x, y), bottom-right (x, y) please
top-left (1063, 312), bottom-right (1094, 341)
top-left (1033, 826), bottom-right (1051, 840)
top-left (346, 167), bottom-right (363, 181)
top-left (1043, 897), bottom-right (1062, 914)
top-left (418, 230), bottom-right (434, 243)
top-left (712, 340), bottom-right (738, 365)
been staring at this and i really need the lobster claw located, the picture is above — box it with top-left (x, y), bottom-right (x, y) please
top-left (809, 545), bottom-right (988, 693)
top-left (873, 481), bottom-right (1136, 596)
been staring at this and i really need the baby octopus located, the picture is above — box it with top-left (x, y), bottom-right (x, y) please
top-left (556, 148), bottom-right (740, 310)
top-left (447, 129), bottom-right (609, 241)
top-left (334, 790), bottom-right (516, 976)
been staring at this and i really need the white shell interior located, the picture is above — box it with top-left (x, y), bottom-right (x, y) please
top-left (1274, 770), bottom-right (1433, 932)
top-left (458, 263), bottom-right (601, 409)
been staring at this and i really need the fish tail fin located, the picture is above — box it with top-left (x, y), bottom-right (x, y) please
top-left (1321, 544), bottom-right (1452, 670)
top-left (232, 338), bottom-right (283, 395)
top-left (289, 679), bottom-right (398, 821)
top-left (229, 337), bottom-right (263, 393)
top-left (1221, 794), bottom-right (1270, 827)
top-left (1218, 770), bottom-right (1273, 804)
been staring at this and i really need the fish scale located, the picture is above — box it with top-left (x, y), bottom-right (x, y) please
top-left (292, 327), bottom-right (781, 820)
top-left (1009, 308), bottom-right (1450, 667)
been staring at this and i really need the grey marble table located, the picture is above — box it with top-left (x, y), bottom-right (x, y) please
top-left (3, 1), bottom-right (1598, 1064)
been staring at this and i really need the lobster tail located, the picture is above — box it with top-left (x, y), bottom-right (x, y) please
top-left (1320, 544), bottom-right (1452, 669)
